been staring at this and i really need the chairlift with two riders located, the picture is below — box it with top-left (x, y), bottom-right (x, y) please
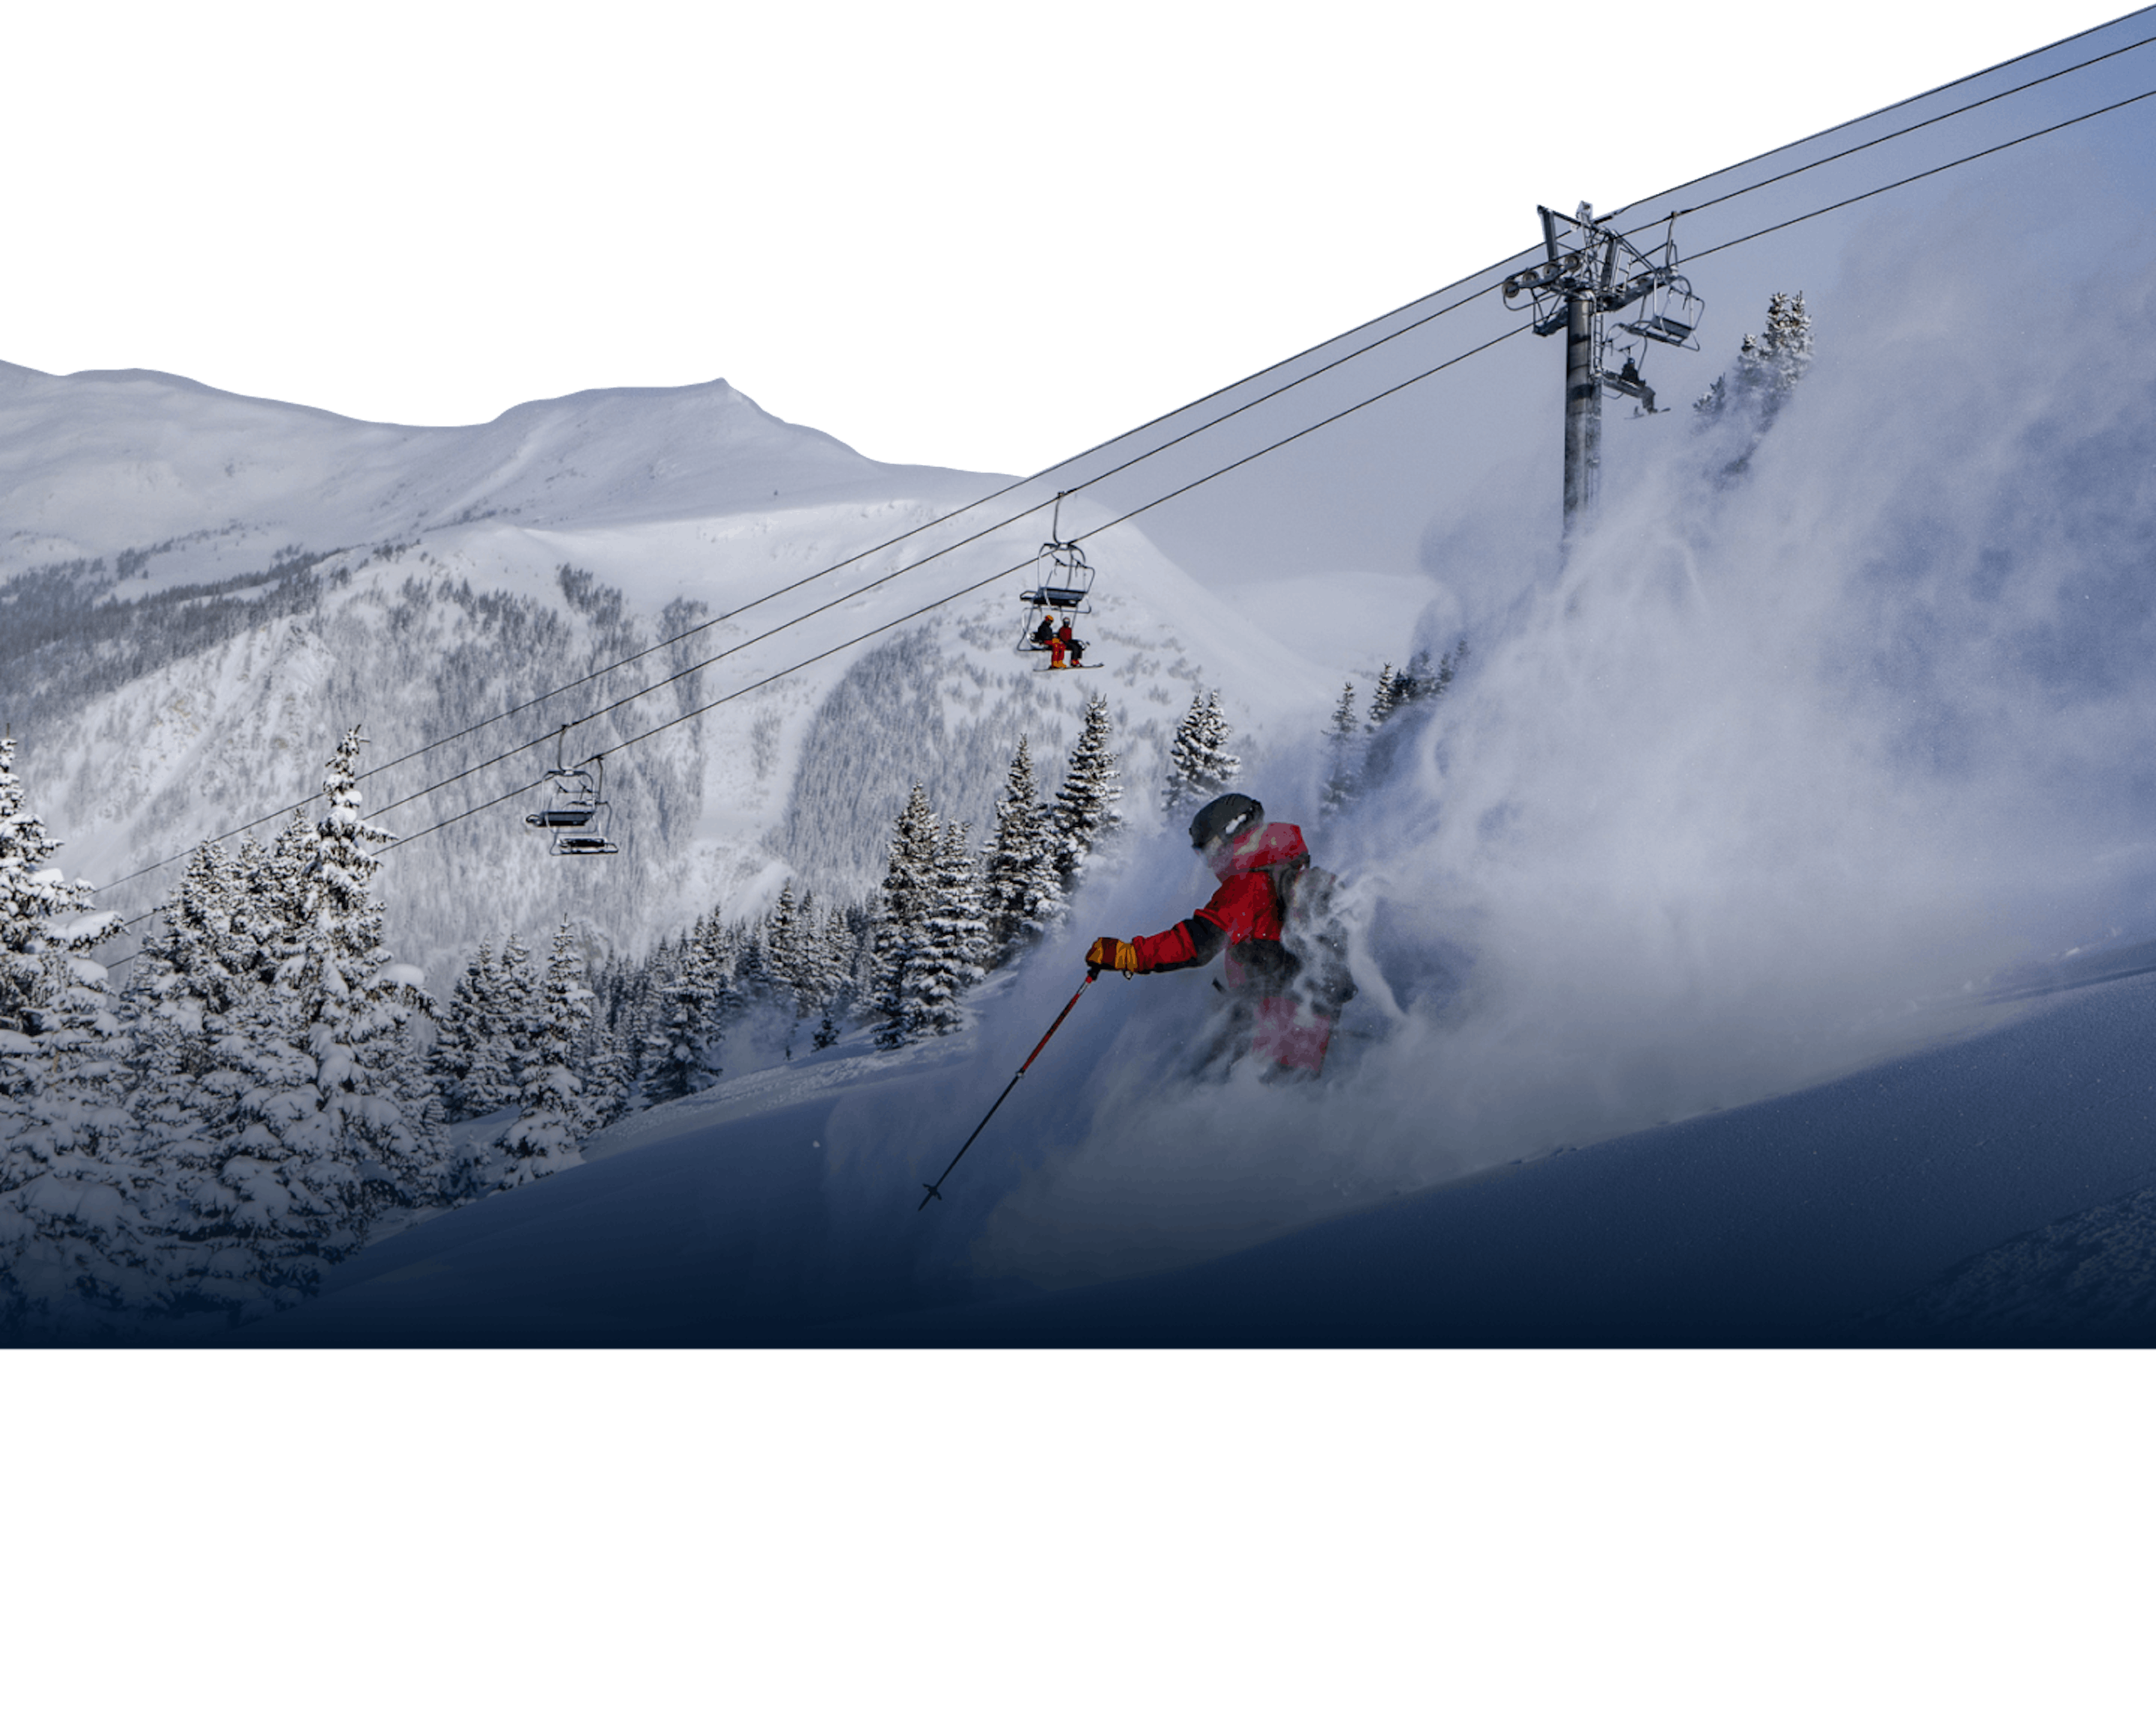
top-left (1017, 491), bottom-right (1099, 670)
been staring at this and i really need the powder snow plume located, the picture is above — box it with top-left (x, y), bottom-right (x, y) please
top-left (902, 158), bottom-right (2156, 1288)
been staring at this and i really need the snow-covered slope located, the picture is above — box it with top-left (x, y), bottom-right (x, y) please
top-left (0, 363), bottom-right (1426, 977)
top-left (237, 961), bottom-right (2156, 1346)
top-left (20, 66), bottom-right (2156, 1340)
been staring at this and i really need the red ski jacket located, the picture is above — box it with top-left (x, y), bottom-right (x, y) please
top-left (1129, 822), bottom-right (1308, 991)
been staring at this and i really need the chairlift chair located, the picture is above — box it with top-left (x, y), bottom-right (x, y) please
top-left (1016, 491), bottom-right (1099, 661)
top-left (1617, 273), bottom-right (1704, 351)
top-left (525, 733), bottom-right (620, 856)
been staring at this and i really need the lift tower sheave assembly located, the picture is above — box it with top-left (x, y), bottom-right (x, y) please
top-left (1504, 203), bottom-right (1703, 535)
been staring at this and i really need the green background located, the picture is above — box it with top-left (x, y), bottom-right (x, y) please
top-left (8, 7), bottom-right (2147, 1716)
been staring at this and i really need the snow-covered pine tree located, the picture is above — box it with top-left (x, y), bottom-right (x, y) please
top-left (430, 942), bottom-right (497, 1121)
top-left (492, 932), bottom-right (538, 1105)
top-left (982, 735), bottom-right (1065, 962)
top-left (1755, 290), bottom-right (1813, 400)
top-left (496, 921), bottom-right (593, 1189)
top-left (1436, 639), bottom-right (1465, 696)
top-left (640, 931), bottom-right (728, 1105)
top-left (811, 903), bottom-right (856, 1048)
top-left (1163, 691), bottom-right (1241, 813)
top-left (1050, 693), bottom-right (1123, 890)
top-left (1362, 640), bottom-right (1469, 789)
top-left (1322, 681), bottom-right (1360, 814)
top-left (578, 1018), bottom-right (633, 1135)
top-left (789, 888), bottom-right (823, 1004)
top-left (283, 728), bottom-right (441, 1203)
top-left (130, 831), bottom-right (310, 1314)
top-left (871, 783), bottom-right (940, 1047)
top-left (1367, 664), bottom-right (1402, 730)
top-left (597, 950), bottom-right (636, 1098)
top-left (254, 814), bottom-right (314, 976)
top-left (1695, 290), bottom-right (1812, 430)
top-left (152, 729), bottom-right (439, 1311)
top-left (705, 915), bottom-right (748, 1031)
top-left (0, 735), bottom-right (154, 1332)
top-left (904, 821), bottom-right (989, 1038)
top-left (133, 843), bottom-right (249, 1019)
top-left (127, 842), bottom-right (245, 1147)
top-left (764, 883), bottom-right (806, 1020)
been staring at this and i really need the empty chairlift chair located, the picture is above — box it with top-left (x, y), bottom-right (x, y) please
top-left (526, 735), bottom-right (620, 856)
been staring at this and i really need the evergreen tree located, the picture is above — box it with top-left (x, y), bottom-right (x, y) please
top-left (492, 932), bottom-right (538, 1104)
top-left (811, 904), bottom-right (856, 1049)
top-left (0, 737), bottom-right (153, 1331)
top-left (579, 1020), bottom-right (633, 1135)
top-left (1367, 664), bottom-right (1402, 730)
top-left (1322, 681), bottom-right (1360, 814)
top-left (1436, 638), bottom-right (1467, 697)
top-left (905, 821), bottom-right (989, 1038)
top-left (1695, 290), bottom-right (1813, 431)
top-left (982, 735), bottom-right (1065, 962)
top-left (871, 784), bottom-right (940, 1048)
top-left (127, 842), bottom-right (247, 1163)
top-left (640, 932), bottom-right (729, 1105)
top-left (764, 883), bottom-right (806, 1020)
top-left (1050, 693), bottom-right (1123, 890)
top-left (497, 921), bottom-right (593, 1189)
top-left (788, 889), bottom-right (825, 1010)
top-left (430, 941), bottom-right (503, 1121)
top-left (278, 727), bottom-right (439, 1205)
top-left (1163, 691), bottom-right (1241, 813)
top-left (1362, 640), bottom-right (1469, 787)
top-left (1390, 650), bottom-right (1432, 708)
top-left (153, 728), bottom-right (435, 1310)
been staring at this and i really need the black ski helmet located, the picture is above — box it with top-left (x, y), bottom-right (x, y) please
top-left (1189, 792), bottom-right (1263, 851)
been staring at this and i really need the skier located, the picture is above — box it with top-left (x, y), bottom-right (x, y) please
top-left (1048, 618), bottom-right (1069, 670)
top-left (1031, 614), bottom-right (1056, 652)
top-left (1085, 793), bottom-right (1353, 1077)
top-left (1058, 619), bottom-right (1084, 668)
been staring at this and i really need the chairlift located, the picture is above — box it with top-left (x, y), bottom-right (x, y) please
top-left (525, 728), bottom-right (619, 856)
top-left (1616, 218), bottom-right (1703, 351)
top-left (1016, 490), bottom-right (1099, 667)
top-left (1598, 325), bottom-right (1661, 415)
top-left (1617, 273), bottom-right (1704, 351)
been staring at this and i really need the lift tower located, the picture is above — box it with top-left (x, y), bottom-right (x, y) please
top-left (1503, 204), bottom-right (1703, 535)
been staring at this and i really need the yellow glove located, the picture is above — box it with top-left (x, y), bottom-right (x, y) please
top-left (1086, 936), bottom-right (1139, 975)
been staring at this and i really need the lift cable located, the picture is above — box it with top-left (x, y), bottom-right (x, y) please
top-left (371, 331), bottom-right (1537, 856)
top-left (1682, 79), bottom-right (2156, 264)
top-left (98, 21), bottom-right (2155, 899)
top-left (94, 62), bottom-right (2156, 940)
top-left (1607, 7), bottom-right (2153, 222)
top-left (362, 72), bottom-right (2156, 860)
top-left (1621, 28), bottom-right (2156, 239)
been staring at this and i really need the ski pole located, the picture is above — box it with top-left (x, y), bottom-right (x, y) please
top-left (918, 968), bottom-right (1098, 1211)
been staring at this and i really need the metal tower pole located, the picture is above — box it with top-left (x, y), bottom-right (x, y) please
top-left (1510, 205), bottom-right (1700, 542)
top-left (1562, 286), bottom-right (1599, 531)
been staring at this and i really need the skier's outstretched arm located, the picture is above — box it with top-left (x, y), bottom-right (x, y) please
top-left (1088, 916), bottom-right (1225, 975)
top-left (1088, 872), bottom-right (1275, 975)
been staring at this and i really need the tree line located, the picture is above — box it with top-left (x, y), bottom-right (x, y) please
top-left (0, 692), bottom-right (1131, 1333)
